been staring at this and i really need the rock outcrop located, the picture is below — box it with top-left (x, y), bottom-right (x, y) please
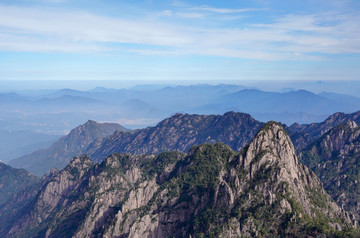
top-left (299, 120), bottom-right (360, 219)
top-left (3, 122), bottom-right (356, 237)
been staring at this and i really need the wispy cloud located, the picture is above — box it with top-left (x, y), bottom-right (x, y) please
top-left (176, 12), bottom-right (205, 18)
top-left (0, 5), bottom-right (191, 48)
top-left (190, 6), bottom-right (267, 14)
top-left (162, 10), bottom-right (173, 16)
top-left (0, 4), bottom-right (359, 60)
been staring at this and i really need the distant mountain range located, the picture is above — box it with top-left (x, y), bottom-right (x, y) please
top-left (2, 84), bottom-right (360, 134)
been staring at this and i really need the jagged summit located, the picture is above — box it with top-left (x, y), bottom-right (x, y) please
top-left (242, 121), bottom-right (299, 179)
top-left (84, 119), bottom-right (98, 125)
top-left (288, 110), bottom-right (360, 150)
top-left (239, 122), bottom-right (353, 227)
top-left (65, 155), bottom-right (93, 171)
top-left (89, 111), bottom-right (263, 162)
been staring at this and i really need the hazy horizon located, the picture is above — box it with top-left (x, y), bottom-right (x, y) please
top-left (1, 79), bottom-right (360, 97)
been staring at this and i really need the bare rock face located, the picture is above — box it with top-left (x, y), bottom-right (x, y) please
top-left (3, 122), bottom-right (357, 237)
top-left (7, 155), bottom-right (94, 237)
top-left (237, 123), bottom-right (355, 229)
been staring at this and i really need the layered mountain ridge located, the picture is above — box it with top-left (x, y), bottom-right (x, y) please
top-left (9, 112), bottom-right (264, 176)
top-left (9, 120), bottom-right (127, 176)
top-left (10, 110), bottom-right (360, 178)
top-left (88, 111), bottom-right (264, 162)
top-left (1, 122), bottom-right (356, 237)
top-left (299, 120), bottom-right (360, 220)
top-left (288, 110), bottom-right (360, 149)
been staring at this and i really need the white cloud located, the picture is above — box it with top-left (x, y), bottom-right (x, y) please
top-left (0, 5), bottom-right (191, 47)
top-left (190, 6), bottom-right (267, 14)
top-left (176, 12), bottom-right (205, 18)
top-left (162, 10), bottom-right (173, 16)
top-left (0, 4), bottom-right (359, 60)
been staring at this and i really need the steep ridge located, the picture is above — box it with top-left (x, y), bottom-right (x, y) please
top-left (299, 121), bottom-right (360, 219)
top-left (89, 112), bottom-right (263, 162)
top-left (9, 120), bottom-right (128, 176)
top-left (0, 162), bottom-right (39, 207)
top-left (287, 110), bottom-right (360, 150)
top-left (4, 122), bottom-right (356, 237)
top-left (0, 163), bottom-right (40, 236)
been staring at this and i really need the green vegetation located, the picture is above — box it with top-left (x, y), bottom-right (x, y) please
top-left (139, 151), bottom-right (184, 180)
top-left (0, 162), bottom-right (40, 206)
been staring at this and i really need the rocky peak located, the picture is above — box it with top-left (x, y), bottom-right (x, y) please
top-left (66, 154), bottom-right (93, 169)
top-left (8, 120), bottom-right (127, 176)
top-left (84, 119), bottom-right (97, 126)
top-left (64, 155), bottom-right (93, 177)
top-left (242, 121), bottom-right (299, 179)
top-left (239, 121), bottom-right (356, 230)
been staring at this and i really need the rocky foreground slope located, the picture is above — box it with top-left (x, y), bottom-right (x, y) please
top-left (2, 122), bottom-right (357, 237)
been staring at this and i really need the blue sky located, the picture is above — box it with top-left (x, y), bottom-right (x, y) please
top-left (0, 0), bottom-right (359, 82)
